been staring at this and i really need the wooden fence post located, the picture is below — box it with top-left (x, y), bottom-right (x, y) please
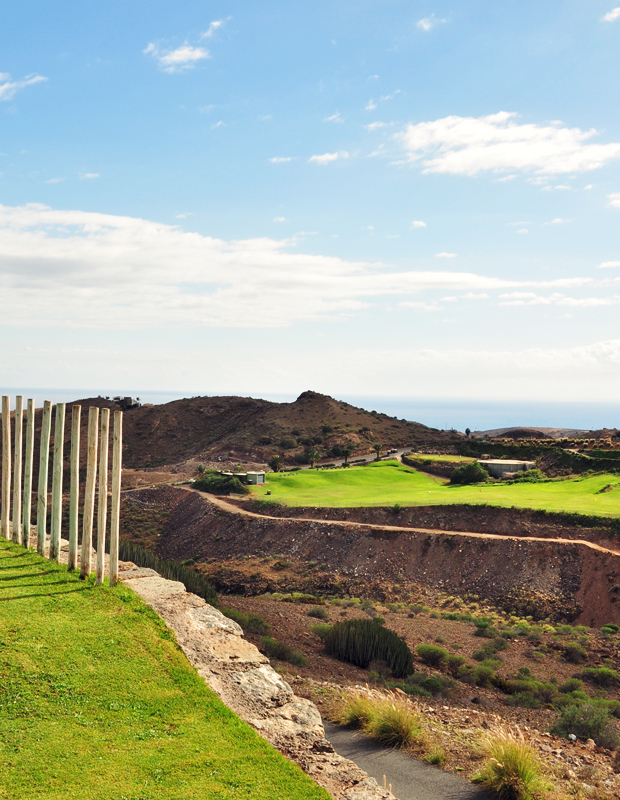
top-left (49, 403), bottom-right (65, 562)
top-left (68, 405), bottom-right (81, 571)
top-left (12, 396), bottom-right (23, 544)
top-left (2, 396), bottom-right (11, 540)
top-left (80, 407), bottom-right (99, 578)
top-left (96, 408), bottom-right (110, 585)
top-left (37, 401), bottom-right (52, 556)
top-left (22, 399), bottom-right (35, 549)
top-left (109, 410), bottom-right (123, 587)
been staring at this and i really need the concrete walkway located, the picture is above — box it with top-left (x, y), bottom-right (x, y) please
top-left (324, 722), bottom-right (494, 800)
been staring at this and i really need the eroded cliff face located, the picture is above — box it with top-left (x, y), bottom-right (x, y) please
top-left (118, 562), bottom-right (396, 800)
top-left (153, 490), bottom-right (620, 627)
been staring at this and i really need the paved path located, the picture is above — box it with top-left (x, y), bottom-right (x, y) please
top-left (198, 491), bottom-right (620, 558)
top-left (324, 722), bottom-right (493, 800)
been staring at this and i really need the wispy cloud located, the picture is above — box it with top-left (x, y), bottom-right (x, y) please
top-left (516, 229), bottom-right (529, 235)
top-left (273, 217), bottom-right (286, 223)
top-left (365, 121), bottom-right (389, 131)
top-left (602, 8), bottom-right (620, 22)
top-left (608, 193), bottom-right (620, 208)
top-left (0, 72), bottom-right (47, 102)
top-left (201, 19), bottom-right (226, 38)
top-left (546, 217), bottom-right (573, 225)
top-left (211, 120), bottom-right (224, 129)
top-left (365, 100), bottom-right (377, 111)
top-left (143, 42), bottom-right (210, 73)
top-left (410, 220), bottom-right (427, 229)
top-left (499, 291), bottom-right (620, 307)
top-left (435, 252), bottom-right (457, 258)
top-left (309, 152), bottom-right (348, 165)
top-left (598, 261), bottom-right (620, 269)
top-left (46, 177), bottom-right (65, 184)
top-left (0, 203), bottom-right (596, 331)
top-left (396, 112), bottom-right (620, 175)
top-left (324, 112), bottom-right (343, 124)
top-left (79, 173), bottom-right (100, 180)
top-left (269, 156), bottom-right (293, 164)
top-left (417, 15), bottom-right (447, 32)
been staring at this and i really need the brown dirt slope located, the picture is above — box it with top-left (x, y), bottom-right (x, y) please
top-left (153, 488), bottom-right (620, 626)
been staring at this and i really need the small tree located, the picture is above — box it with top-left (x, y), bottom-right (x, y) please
top-left (465, 427), bottom-right (471, 438)
top-left (269, 454), bottom-right (283, 472)
top-left (305, 446), bottom-right (320, 468)
top-left (373, 443), bottom-right (382, 461)
top-left (342, 443), bottom-right (353, 466)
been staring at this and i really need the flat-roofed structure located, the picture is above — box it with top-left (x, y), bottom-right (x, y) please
top-left (478, 459), bottom-right (535, 478)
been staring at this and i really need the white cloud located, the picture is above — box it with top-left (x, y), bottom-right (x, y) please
top-left (380, 90), bottom-right (401, 101)
top-left (0, 203), bottom-right (595, 331)
top-left (399, 301), bottom-right (441, 311)
top-left (546, 217), bottom-right (573, 224)
top-left (269, 156), bottom-right (292, 163)
top-left (365, 100), bottom-right (377, 111)
top-left (396, 112), bottom-right (620, 175)
top-left (417, 15), bottom-right (447, 32)
top-left (144, 42), bottom-right (210, 73)
top-left (608, 193), bottom-right (620, 208)
top-left (79, 173), bottom-right (100, 180)
top-left (516, 229), bottom-right (529, 234)
top-left (201, 19), bottom-right (226, 38)
top-left (602, 8), bottom-right (620, 22)
top-left (499, 292), bottom-right (619, 307)
top-left (435, 252), bottom-right (457, 258)
top-left (584, 184), bottom-right (593, 190)
top-left (365, 122), bottom-right (388, 131)
top-left (308, 152), bottom-right (348, 165)
top-left (258, 114), bottom-right (272, 121)
top-left (410, 220), bottom-right (427, 229)
top-left (598, 261), bottom-right (620, 269)
top-left (211, 120), bottom-right (224, 129)
top-left (0, 73), bottom-right (47, 102)
top-left (324, 113), bottom-right (343, 124)
top-left (46, 178), bottom-right (65, 184)
top-left (273, 217), bottom-right (286, 223)
top-left (554, 184), bottom-right (571, 191)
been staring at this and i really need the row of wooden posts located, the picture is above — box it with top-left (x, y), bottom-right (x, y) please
top-left (1, 396), bottom-right (123, 586)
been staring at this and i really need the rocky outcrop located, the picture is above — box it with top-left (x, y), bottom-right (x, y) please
top-left (119, 562), bottom-right (396, 800)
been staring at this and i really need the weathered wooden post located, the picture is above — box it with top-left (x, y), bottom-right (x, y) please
top-left (96, 408), bottom-right (110, 585)
top-left (37, 401), bottom-right (52, 556)
top-left (22, 399), bottom-right (35, 548)
top-left (2, 396), bottom-right (11, 540)
top-left (12, 396), bottom-right (23, 544)
top-left (109, 410), bottom-right (123, 587)
top-left (49, 403), bottom-right (65, 562)
top-left (80, 407), bottom-right (99, 578)
top-left (68, 405), bottom-right (81, 570)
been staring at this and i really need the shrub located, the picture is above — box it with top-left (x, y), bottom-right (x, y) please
top-left (563, 642), bottom-right (587, 664)
top-left (221, 608), bottom-right (271, 636)
top-left (193, 471), bottom-right (250, 496)
top-left (260, 637), bottom-right (308, 667)
top-left (425, 748), bottom-right (446, 766)
top-left (310, 624), bottom-right (332, 642)
top-left (581, 667), bottom-right (619, 687)
top-left (558, 678), bottom-right (583, 694)
top-left (445, 654), bottom-right (468, 677)
top-left (416, 644), bottom-right (448, 668)
top-left (472, 665), bottom-right (497, 688)
top-left (332, 694), bottom-right (375, 728)
top-left (118, 541), bottom-right (217, 606)
top-left (307, 606), bottom-right (329, 620)
top-left (449, 461), bottom-right (489, 485)
top-left (366, 702), bottom-right (425, 749)
top-left (551, 704), bottom-right (620, 749)
top-left (279, 437), bottom-right (297, 449)
top-left (473, 729), bottom-right (549, 800)
top-left (324, 619), bottom-right (414, 678)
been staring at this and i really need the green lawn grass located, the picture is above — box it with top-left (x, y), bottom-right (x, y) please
top-left (253, 461), bottom-right (620, 517)
top-left (0, 541), bottom-right (329, 800)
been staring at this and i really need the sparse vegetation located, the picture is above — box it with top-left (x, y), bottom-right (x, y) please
top-left (193, 469), bottom-right (250, 496)
top-left (551, 704), bottom-right (620, 749)
top-left (260, 636), bottom-right (308, 667)
top-left (473, 729), bottom-right (549, 800)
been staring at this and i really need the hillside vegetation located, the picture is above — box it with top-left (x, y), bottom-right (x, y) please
top-left (251, 460), bottom-right (620, 516)
top-left (0, 541), bottom-right (329, 800)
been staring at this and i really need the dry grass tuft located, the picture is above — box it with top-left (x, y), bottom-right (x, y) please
top-left (473, 728), bottom-right (550, 800)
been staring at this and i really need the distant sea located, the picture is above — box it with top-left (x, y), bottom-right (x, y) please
top-left (1, 388), bottom-right (618, 433)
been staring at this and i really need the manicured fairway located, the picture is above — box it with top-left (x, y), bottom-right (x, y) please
top-left (0, 541), bottom-right (329, 800)
top-left (252, 460), bottom-right (620, 516)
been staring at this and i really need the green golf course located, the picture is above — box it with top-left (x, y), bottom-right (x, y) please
top-left (252, 460), bottom-right (620, 517)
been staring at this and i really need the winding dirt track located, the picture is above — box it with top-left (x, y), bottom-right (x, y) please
top-left (199, 491), bottom-right (620, 558)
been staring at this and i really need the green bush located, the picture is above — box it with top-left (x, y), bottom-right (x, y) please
top-left (118, 541), bottom-right (217, 606)
top-left (324, 619), bottom-right (414, 678)
top-left (280, 437), bottom-right (297, 450)
top-left (416, 644), bottom-right (448, 668)
top-left (551, 704), bottom-right (620, 749)
top-left (563, 642), bottom-right (587, 664)
top-left (307, 607), bottom-right (329, 620)
top-left (449, 461), bottom-right (489, 485)
top-left (366, 702), bottom-right (425, 748)
top-left (221, 608), bottom-right (271, 636)
top-left (260, 637), bottom-right (308, 667)
top-left (581, 667), bottom-right (620, 687)
top-left (310, 624), bottom-right (332, 642)
top-left (446, 654), bottom-right (468, 677)
top-left (193, 471), bottom-right (250, 496)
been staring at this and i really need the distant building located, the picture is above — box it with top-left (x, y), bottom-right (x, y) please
top-left (218, 470), bottom-right (265, 485)
top-left (479, 459), bottom-right (535, 478)
top-left (113, 396), bottom-right (142, 410)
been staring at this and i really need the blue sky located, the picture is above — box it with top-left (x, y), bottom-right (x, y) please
top-left (1, 1), bottom-right (620, 408)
